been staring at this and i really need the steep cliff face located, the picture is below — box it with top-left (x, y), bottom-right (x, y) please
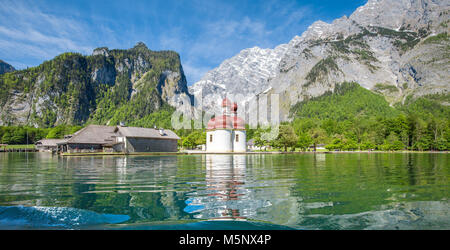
top-left (0, 42), bottom-right (192, 127)
top-left (0, 60), bottom-right (15, 74)
top-left (270, 0), bottom-right (449, 120)
top-left (190, 0), bottom-right (450, 120)
top-left (188, 44), bottom-right (289, 114)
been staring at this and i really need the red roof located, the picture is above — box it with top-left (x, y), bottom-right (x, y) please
top-left (207, 115), bottom-right (245, 130)
top-left (222, 98), bottom-right (232, 107)
top-left (231, 102), bottom-right (238, 112)
top-left (207, 98), bottom-right (245, 130)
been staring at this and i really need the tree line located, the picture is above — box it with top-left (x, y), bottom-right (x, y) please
top-left (249, 113), bottom-right (449, 152)
top-left (0, 125), bottom-right (82, 145)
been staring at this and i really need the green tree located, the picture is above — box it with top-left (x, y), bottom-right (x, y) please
top-left (1, 131), bottom-right (12, 144)
top-left (309, 127), bottom-right (327, 151)
top-left (275, 125), bottom-right (298, 152)
top-left (297, 133), bottom-right (312, 151)
top-left (325, 138), bottom-right (342, 151)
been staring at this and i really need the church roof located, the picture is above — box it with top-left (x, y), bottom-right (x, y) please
top-left (207, 115), bottom-right (245, 130)
top-left (222, 97), bottom-right (232, 107)
top-left (208, 98), bottom-right (245, 130)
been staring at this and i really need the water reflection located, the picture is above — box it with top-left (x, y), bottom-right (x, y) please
top-left (184, 155), bottom-right (251, 220)
top-left (0, 152), bottom-right (448, 229)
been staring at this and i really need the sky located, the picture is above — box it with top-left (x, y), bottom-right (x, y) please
top-left (0, 0), bottom-right (367, 85)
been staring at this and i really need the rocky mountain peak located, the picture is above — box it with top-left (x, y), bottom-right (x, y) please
top-left (0, 44), bottom-right (190, 127)
top-left (92, 47), bottom-right (109, 56)
top-left (133, 41), bottom-right (149, 50)
top-left (0, 60), bottom-right (16, 74)
top-left (189, 0), bottom-right (450, 121)
top-left (349, 0), bottom-right (449, 32)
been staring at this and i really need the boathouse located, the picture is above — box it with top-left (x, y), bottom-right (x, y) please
top-left (57, 125), bottom-right (180, 153)
top-left (35, 139), bottom-right (67, 152)
top-left (114, 126), bottom-right (180, 153)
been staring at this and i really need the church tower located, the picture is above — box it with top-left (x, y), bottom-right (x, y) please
top-left (206, 98), bottom-right (246, 152)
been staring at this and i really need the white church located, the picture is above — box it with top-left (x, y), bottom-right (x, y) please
top-left (206, 98), bottom-right (246, 152)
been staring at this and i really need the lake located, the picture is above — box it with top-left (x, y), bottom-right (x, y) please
top-left (0, 152), bottom-right (448, 230)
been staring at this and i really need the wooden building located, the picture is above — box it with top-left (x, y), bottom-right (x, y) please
top-left (114, 126), bottom-right (180, 153)
top-left (56, 125), bottom-right (180, 153)
top-left (35, 139), bottom-right (67, 152)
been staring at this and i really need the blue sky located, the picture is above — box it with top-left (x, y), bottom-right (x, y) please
top-left (0, 0), bottom-right (367, 85)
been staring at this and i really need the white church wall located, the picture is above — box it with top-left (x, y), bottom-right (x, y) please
top-left (233, 130), bottom-right (247, 152)
top-left (206, 130), bottom-right (233, 152)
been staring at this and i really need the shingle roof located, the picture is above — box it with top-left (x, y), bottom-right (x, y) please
top-left (36, 139), bottom-right (67, 146)
top-left (117, 126), bottom-right (180, 140)
top-left (65, 125), bottom-right (117, 144)
top-left (59, 125), bottom-right (180, 145)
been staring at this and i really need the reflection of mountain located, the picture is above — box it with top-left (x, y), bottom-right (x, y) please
top-left (2, 153), bottom-right (447, 229)
top-left (3, 155), bottom-right (191, 223)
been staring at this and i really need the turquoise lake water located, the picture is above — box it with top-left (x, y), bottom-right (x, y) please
top-left (0, 152), bottom-right (448, 230)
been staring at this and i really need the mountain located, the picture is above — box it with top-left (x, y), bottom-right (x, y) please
top-left (0, 60), bottom-right (15, 74)
top-left (188, 43), bottom-right (289, 114)
top-left (0, 42), bottom-right (192, 127)
top-left (290, 81), bottom-right (402, 121)
top-left (190, 0), bottom-right (450, 121)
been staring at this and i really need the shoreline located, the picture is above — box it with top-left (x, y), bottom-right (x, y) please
top-left (2, 150), bottom-right (447, 156)
top-left (57, 150), bottom-right (449, 156)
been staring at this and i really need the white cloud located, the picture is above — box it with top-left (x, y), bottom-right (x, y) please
top-left (0, 0), bottom-right (94, 68)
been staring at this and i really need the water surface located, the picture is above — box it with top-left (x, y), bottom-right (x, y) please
top-left (0, 152), bottom-right (448, 229)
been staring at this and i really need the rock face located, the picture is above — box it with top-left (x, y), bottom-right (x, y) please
top-left (188, 44), bottom-right (289, 114)
top-left (0, 42), bottom-right (192, 127)
top-left (190, 0), bottom-right (450, 120)
top-left (0, 60), bottom-right (15, 74)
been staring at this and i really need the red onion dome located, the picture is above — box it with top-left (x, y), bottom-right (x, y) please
top-left (215, 115), bottom-right (233, 129)
top-left (233, 116), bottom-right (245, 130)
top-left (207, 118), bottom-right (216, 130)
top-left (206, 114), bottom-right (246, 130)
top-left (222, 98), bottom-right (232, 107)
top-left (232, 102), bottom-right (238, 112)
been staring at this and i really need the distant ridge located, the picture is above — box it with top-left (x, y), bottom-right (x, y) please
top-left (189, 0), bottom-right (450, 121)
top-left (0, 60), bottom-right (15, 74)
top-left (0, 42), bottom-right (191, 128)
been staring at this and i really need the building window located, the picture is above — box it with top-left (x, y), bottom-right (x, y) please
top-left (236, 134), bottom-right (239, 142)
top-left (210, 134), bottom-right (213, 142)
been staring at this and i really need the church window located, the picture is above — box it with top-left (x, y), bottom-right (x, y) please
top-left (236, 134), bottom-right (239, 142)
top-left (210, 134), bottom-right (213, 142)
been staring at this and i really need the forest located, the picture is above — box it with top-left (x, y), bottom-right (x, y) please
top-left (178, 82), bottom-right (449, 152)
top-left (1, 82), bottom-right (448, 152)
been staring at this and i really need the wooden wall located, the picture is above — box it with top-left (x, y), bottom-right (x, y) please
top-left (126, 138), bottom-right (178, 152)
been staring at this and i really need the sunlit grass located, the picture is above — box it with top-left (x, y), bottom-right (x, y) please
top-left (1, 144), bottom-right (35, 149)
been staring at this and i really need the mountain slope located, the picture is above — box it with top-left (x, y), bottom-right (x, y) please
top-left (271, 1), bottom-right (449, 119)
top-left (0, 60), bottom-right (15, 74)
top-left (190, 0), bottom-right (450, 121)
top-left (188, 43), bottom-right (290, 114)
top-left (0, 42), bottom-right (192, 127)
top-left (290, 82), bottom-right (401, 121)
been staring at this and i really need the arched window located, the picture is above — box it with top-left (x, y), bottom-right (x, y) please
top-left (210, 134), bottom-right (213, 142)
top-left (236, 134), bottom-right (239, 142)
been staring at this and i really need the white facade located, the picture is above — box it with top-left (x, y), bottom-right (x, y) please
top-left (207, 129), bottom-right (232, 152)
top-left (206, 98), bottom-right (247, 153)
top-left (206, 129), bottom-right (246, 153)
top-left (233, 130), bottom-right (246, 152)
